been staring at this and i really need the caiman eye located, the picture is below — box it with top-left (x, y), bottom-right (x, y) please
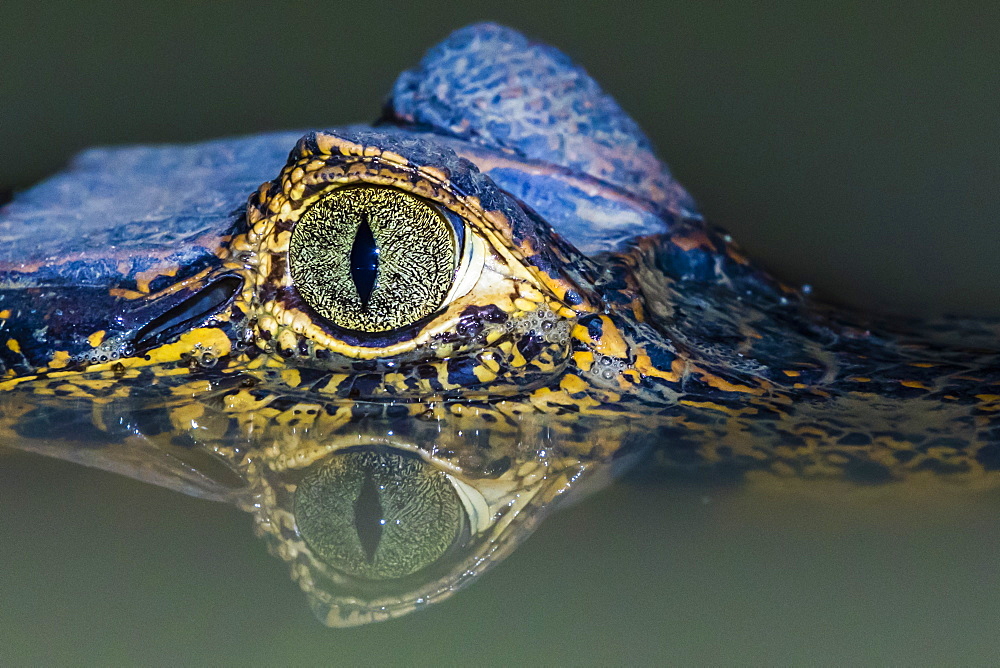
top-left (293, 448), bottom-right (464, 580)
top-left (289, 186), bottom-right (458, 332)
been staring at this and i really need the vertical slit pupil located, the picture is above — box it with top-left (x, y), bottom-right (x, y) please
top-left (350, 212), bottom-right (379, 306)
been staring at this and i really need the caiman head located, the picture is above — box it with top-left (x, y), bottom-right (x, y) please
top-left (0, 25), bottom-right (684, 626)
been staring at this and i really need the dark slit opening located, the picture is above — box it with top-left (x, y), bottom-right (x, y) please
top-left (133, 275), bottom-right (242, 352)
top-left (350, 212), bottom-right (379, 306)
top-left (354, 470), bottom-right (384, 563)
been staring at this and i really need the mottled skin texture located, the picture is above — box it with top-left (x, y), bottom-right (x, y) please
top-left (1, 24), bottom-right (998, 625)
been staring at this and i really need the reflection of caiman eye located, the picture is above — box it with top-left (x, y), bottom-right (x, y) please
top-left (294, 449), bottom-right (464, 580)
top-left (289, 187), bottom-right (458, 333)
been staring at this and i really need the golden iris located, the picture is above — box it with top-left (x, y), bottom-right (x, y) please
top-left (289, 187), bottom-right (457, 332)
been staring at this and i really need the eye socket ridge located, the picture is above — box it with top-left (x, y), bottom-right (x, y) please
top-left (288, 186), bottom-right (481, 335)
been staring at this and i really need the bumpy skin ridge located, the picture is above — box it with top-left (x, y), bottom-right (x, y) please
top-left (389, 23), bottom-right (697, 219)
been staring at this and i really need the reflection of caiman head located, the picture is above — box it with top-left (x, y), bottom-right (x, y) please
top-left (246, 414), bottom-right (634, 626)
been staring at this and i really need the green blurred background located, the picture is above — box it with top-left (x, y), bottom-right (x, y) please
top-left (2, 2), bottom-right (1000, 664)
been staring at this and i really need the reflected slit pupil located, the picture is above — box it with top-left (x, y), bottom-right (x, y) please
top-left (353, 471), bottom-right (383, 563)
top-left (350, 212), bottom-right (379, 306)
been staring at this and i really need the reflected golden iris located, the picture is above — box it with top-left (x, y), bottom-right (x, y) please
top-left (294, 449), bottom-right (464, 580)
